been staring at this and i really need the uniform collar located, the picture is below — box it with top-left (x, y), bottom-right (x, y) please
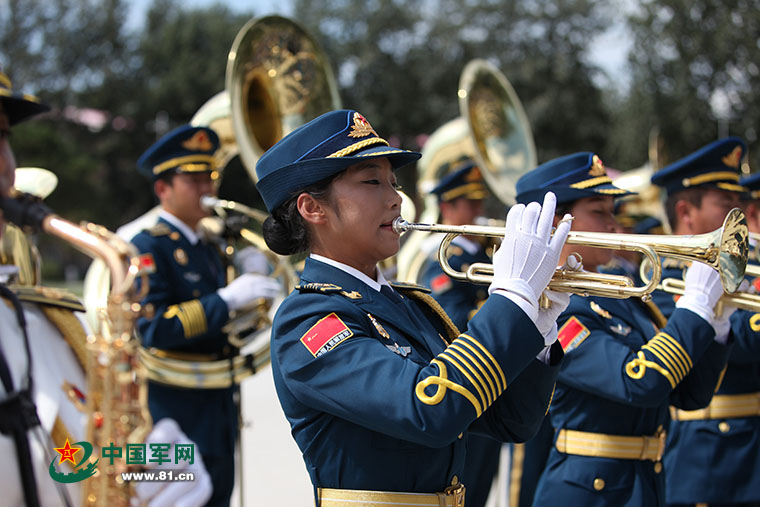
top-left (309, 253), bottom-right (391, 292)
top-left (159, 210), bottom-right (200, 245)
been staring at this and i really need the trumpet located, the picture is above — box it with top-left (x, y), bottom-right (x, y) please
top-left (392, 207), bottom-right (748, 299)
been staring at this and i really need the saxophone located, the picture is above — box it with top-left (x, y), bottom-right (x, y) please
top-left (0, 191), bottom-right (152, 506)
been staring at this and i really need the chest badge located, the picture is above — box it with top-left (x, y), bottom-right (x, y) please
top-left (367, 313), bottom-right (390, 339)
top-left (386, 343), bottom-right (412, 357)
top-left (174, 248), bottom-right (188, 265)
top-left (609, 323), bottom-right (632, 336)
top-left (590, 301), bottom-right (612, 319)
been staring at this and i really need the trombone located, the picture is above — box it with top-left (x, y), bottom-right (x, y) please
top-left (392, 207), bottom-right (749, 300)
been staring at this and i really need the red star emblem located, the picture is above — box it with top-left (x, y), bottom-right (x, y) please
top-left (54, 439), bottom-right (81, 465)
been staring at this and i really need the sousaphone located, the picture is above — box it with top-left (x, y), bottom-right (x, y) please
top-left (396, 59), bottom-right (537, 282)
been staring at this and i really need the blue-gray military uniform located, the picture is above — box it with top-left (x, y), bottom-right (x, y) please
top-left (418, 161), bottom-right (499, 507)
top-left (272, 257), bottom-right (561, 502)
top-left (650, 142), bottom-right (760, 506)
top-left (131, 125), bottom-right (235, 506)
top-left (514, 152), bottom-right (730, 507)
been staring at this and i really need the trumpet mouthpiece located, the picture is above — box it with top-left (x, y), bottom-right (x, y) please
top-left (392, 217), bottom-right (411, 234)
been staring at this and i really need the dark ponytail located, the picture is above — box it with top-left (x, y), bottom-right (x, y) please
top-left (262, 173), bottom-right (340, 255)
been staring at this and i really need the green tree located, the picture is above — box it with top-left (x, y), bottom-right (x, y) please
top-left (610, 0), bottom-right (760, 171)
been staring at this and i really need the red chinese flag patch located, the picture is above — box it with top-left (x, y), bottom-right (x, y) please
top-left (300, 313), bottom-right (354, 357)
top-left (558, 316), bottom-right (590, 352)
top-left (431, 273), bottom-right (452, 293)
top-left (138, 253), bottom-right (156, 274)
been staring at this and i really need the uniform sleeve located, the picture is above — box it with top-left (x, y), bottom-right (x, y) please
top-left (669, 338), bottom-right (731, 410)
top-left (728, 308), bottom-right (760, 362)
top-left (469, 342), bottom-right (562, 442)
top-left (273, 293), bottom-right (550, 447)
top-left (556, 304), bottom-right (718, 408)
top-left (132, 234), bottom-right (230, 350)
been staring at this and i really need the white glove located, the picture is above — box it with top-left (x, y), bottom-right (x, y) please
top-left (234, 246), bottom-right (270, 275)
top-left (489, 192), bottom-right (572, 322)
top-left (133, 418), bottom-right (212, 507)
top-left (676, 262), bottom-right (735, 341)
top-left (217, 272), bottom-right (281, 312)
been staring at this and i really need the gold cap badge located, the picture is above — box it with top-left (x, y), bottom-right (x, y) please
top-left (182, 131), bottom-right (213, 151)
top-left (348, 112), bottom-right (379, 139)
top-left (589, 155), bottom-right (606, 177)
top-left (722, 146), bottom-right (743, 169)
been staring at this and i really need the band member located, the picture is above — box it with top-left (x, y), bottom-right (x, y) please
top-left (0, 67), bottom-right (210, 506)
top-left (418, 159), bottom-right (500, 507)
top-left (516, 152), bottom-right (734, 506)
top-left (256, 109), bottom-right (571, 506)
top-left (131, 125), bottom-right (279, 506)
top-left (651, 137), bottom-right (760, 506)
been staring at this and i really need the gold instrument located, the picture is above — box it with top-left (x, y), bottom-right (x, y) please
top-left (136, 16), bottom-right (339, 389)
top-left (1, 192), bottom-right (152, 506)
top-left (393, 207), bottom-right (749, 299)
top-left (638, 229), bottom-right (760, 311)
top-left (396, 59), bottom-right (536, 282)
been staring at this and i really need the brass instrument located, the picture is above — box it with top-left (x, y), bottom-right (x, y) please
top-left (1, 192), bottom-right (152, 506)
top-left (638, 229), bottom-right (760, 311)
top-left (135, 16), bottom-right (338, 389)
top-left (393, 207), bottom-right (749, 299)
top-left (396, 59), bottom-right (536, 282)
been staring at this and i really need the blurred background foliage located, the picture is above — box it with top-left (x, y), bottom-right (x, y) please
top-left (2, 0), bottom-right (759, 278)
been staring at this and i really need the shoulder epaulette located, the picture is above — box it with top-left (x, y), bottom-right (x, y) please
top-left (8, 285), bottom-right (86, 312)
top-left (390, 281), bottom-right (431, 294)
top-left (296, 282), bottom-right (363, 300)
top-left (147, 223), bottom-right (171, 237)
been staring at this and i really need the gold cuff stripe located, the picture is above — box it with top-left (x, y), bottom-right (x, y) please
top-left (569, 176), bottom-right (612, 189)
top-left (444, 346), bottom-right (494, 405)
top-left (682, 171), bottom-right (740, 187)
top-left (415, 359), bottom-right (482, 417)
top-left (449, 342), bottom-right (500, 400)
top-left (644, 340), bottom-right (685, 382)
top-left (327, 137), bottom-right (389, 158)
top-left (658, 332), bottom-right (692, 368)
top-left (152, 154), bottom-right (216, 175)
top-left (164, 300), bottom-right (207, 338)
top-left (625, 351), bottom-right (677, 388)
top-left (460, 334), bottom-right (507, 388)
top-left (656, 334), bottom-right (692, 373)
top-left (439, 352), bottom-right (488, 409)
top-left (456, 339), bottom-right (504, 393)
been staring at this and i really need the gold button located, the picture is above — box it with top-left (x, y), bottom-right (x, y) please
top-left (654, 462), bottom-right (663, 474)
top-left (458, 433), bottom-right (463, 439)
top-left (719, 421), bottom-right (730, 433)
top-left (593, 478), bottom-right (605, 491)
top-left (451, 476), bottom-right (459, 486)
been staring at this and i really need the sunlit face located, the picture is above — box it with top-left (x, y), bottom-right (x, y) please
top-left (441, 197), bottom-right (484, 226)
top-left (155, 171), bottom-right (215, 228)
top-left (687, 188), bottom-right (741, 234)
top-left (563, 195), bottom-right (618, 271)
top-left (0, 108), bottom-right (17, 238)
top-left (308, 157), bottom-right (402, 274)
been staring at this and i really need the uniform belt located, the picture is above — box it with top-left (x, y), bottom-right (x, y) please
top-left (555, 428), bottom-right (666, 462)
top-left (670, 392), bottom-right (760, 421)
top-left (317, 484), bottom-right (466, 507)
top-left (146, 347), bottom-right (231, 362)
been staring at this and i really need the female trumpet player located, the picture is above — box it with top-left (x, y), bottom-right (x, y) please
top-left (255, 109), bottom-right (570, 505)
top-left (518, 153), bottom-right (735, 507)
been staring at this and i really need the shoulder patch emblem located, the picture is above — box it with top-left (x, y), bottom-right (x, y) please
top-left (431, 273), bottom-right (452, 293)
top-left (590, 301), bottom-right (612, 319)
top-left (300, 313), bottom-right (354, 357)
top-left (558, 316), bottom-right (591, 352)
top-left (139, 253), bottom-right (156, 274)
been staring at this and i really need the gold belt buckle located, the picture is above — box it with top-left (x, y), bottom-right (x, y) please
top-left (442, 483), bottom-right (465, 507)
top-left (655, 427), bottom-right (667, 462)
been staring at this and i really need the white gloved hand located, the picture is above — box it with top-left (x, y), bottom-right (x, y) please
top-left (489, 192), bottom-right (572, 322)
top-left (234, 246), bottom-right (270, 275)
top-left (133, 418), bottom-right (212, 507)
top-left (217, 272), bottom-right (281, 312)
top-left (535, 290), bottom-right (571, 345)
top-left (676, 261), bottom-right (732, 340)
